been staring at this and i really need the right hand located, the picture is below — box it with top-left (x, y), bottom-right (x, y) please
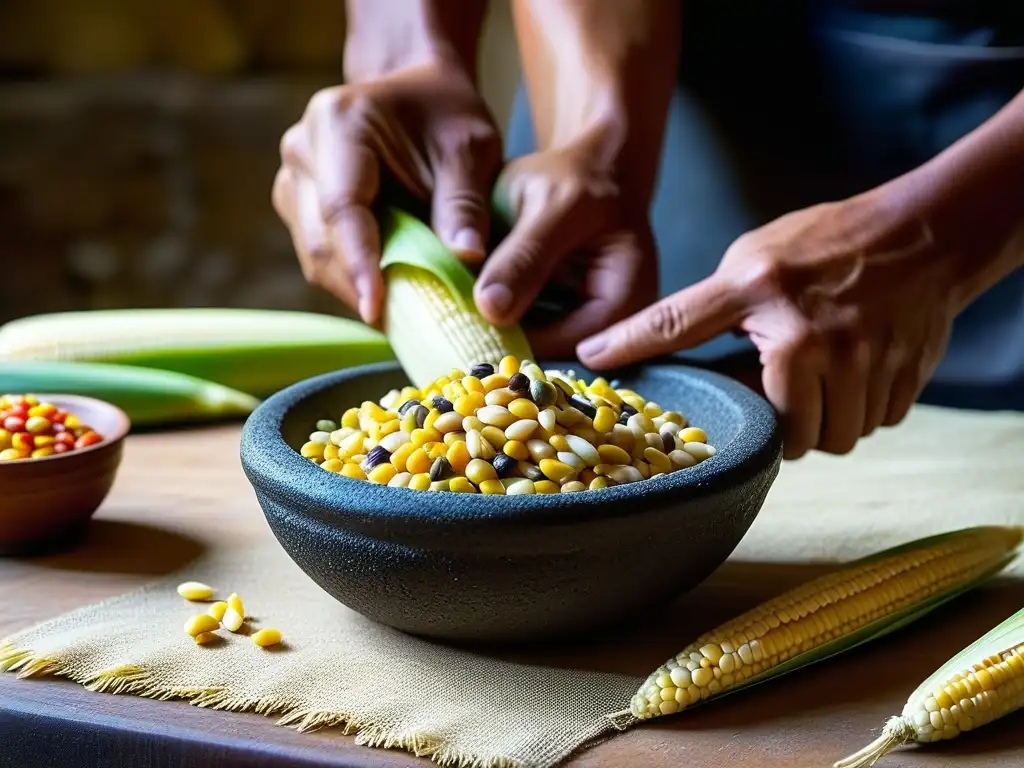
top-left (272, 62), bottom-right (502, 324)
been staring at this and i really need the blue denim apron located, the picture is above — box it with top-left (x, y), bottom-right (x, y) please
top-left (506, 2), bottom-right (1024, 410)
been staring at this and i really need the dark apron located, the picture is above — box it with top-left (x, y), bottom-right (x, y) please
top-left (506, 2), bottom-right (1024, 410)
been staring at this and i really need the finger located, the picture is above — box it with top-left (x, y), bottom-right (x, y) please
top-left (431, 136), bottom-right (499, 264)
top-left (529, 236), bottom-right (653, 357)
top-left (762, 342), bottom-right (825, 460)
top-left (576, 273), bottom-right (745, 369)
top-left (883, 363), bottom-right (921, 427)
top-left (818, 339), bottom-right (869, 454)
top-left (295, 173), bottom-right (359, 310)
top-left (308, 110), bottom-right (383, 324)
top-left (474, 179), bottom-right (605, 325)
top-left (863, 341), bottom-right (900, 436)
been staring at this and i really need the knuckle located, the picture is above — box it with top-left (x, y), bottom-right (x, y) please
top-left (318, 191), bottom-right (361, 227)
top-left (271, 168), bottom-right (291, 216)
top-left (646, 301), bottom-right (689, 344)
top-left (279, 125), bottom-right (305, 166)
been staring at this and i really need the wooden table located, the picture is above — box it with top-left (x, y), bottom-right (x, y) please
top-left (2, 412), bottom-right (1023, 768)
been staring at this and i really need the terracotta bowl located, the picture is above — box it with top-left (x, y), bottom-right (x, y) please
top-left (242, 362), bottom-right (782, 643)
top-left (0, 394), bottom-right (130, 555)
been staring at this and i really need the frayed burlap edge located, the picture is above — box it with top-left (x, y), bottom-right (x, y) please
top-left (1, 641), bottom-right (637, 768)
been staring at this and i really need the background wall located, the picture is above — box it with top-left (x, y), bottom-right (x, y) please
top-left (0, 0), bottom-right (522, 324)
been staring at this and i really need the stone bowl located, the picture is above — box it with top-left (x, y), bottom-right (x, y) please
top-left (240, 362), bottom-right (781, 643)
top-left (0, 394), bottom-right (129, 556)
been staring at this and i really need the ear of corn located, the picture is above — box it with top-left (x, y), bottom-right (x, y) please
top-left (0, 308), bottom-right (394, 398)
top-left (627, 526), bottom-right (1022, 721)
top-left (835, 605), bottom-right (1024, 767)
top-left (1, 362), bottom-right (260, 427)
top-left (378, 207), bottom-right (534, 389)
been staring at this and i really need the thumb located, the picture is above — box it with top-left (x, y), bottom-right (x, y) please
top-left (576, 273), bottom-right (745, 369)
top-left (431, 150), bottom-right (495, 265)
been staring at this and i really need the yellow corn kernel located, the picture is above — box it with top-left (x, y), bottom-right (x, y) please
top-left (341, 408), bottom-right (360, 428)
top-left (589, 476), bottom-right (611, 490)
top-left (579, 468), bottom-right (598, 486)
top-left (340, 462), bottom-right (367, 480)
top-left (501, 440), bottom-right (528, 461)
top-left (321, 458), bottom-right (345, 472)
top-left (448, 368), bottom-right (466, 380)
top-left (534, 480), bottom-right (560, 494)
top-left (409, 473), bottom-right (432, 490)
top-left (481, 374), bottom-right (509, 392)
top-left (411, 428), bottom-right (441, 447)
top-left (362, 401), bottom-right (392, 423)
top-left (598, 444), bottom-right (632, 465)
top-left (424, 409), bottom-right (440, 431)
top-left (390, 442), bottom-right (416, 471)
top-left (593, 406), bottom-right (617, 433)
top-left (194, 631), bottom-right (219, 645)
top-left (549, 435), bottom-right (571, 453)
top-left (466, 458), bottom-right (498, 485)
top-left (207, 601), bottom-right (228, 621)
top-left (323, 444), bottom-right (340, 461)
top-left (405, 448), bottom-right (431, 475)
top-left (633, 460), bottom-right (652, 479)
top-left (508, 398), bottom-right (539, 420)
top-left (427, 443), bottom-right (448, 460)
top-left (622, 394), bottom-right (645, 411)
top-left (368, 464), bottom-right (398, 485)
top-left (378, 419), bottom-right (401, 437)
top-left (499, 355), bottom-right (520, 377)
top-left (680, 427), bottom-right (708, 444)
top-left (222, 607), bottom-right (245, 632)
top-left (177, 581), bottom-right (214, 601)
top-left (252, 627), bottom-right (283, 647)
top-left (184, 613), bottom-right (220, 638)
top-left (443, 431), bottom-right (467, 446)
top-left (644, 401), bottom-right (664, 418)
top-left (300, 441), bottom-right (324, 461)
top-left (478, 479), bottom-right (506, 495)
top-left (644, 447), bottom-right (674, 474)
top-left (446, 441), bottom-right (471, 473)
top-left (454, 392), bottom-right (486, 416)
top-left (481, 425), bottom-right (508, 449)
top-left (539, 459), bottom-right (575, 483)
top-left (449, 477), bottom-right (477, 493)
top-left (338, 430), bottom-right (366, 458)
top-left (462, 375), bottom-right (486, 394)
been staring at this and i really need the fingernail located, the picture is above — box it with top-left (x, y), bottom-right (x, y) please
top-left (355, 274), bottom-right (376, 324)
top-left (577, 335), bottom-right (607, 360)
top-left (449, 228), bottom-right (485, 256)
top-left (477, 283), bottom-right (514, 318)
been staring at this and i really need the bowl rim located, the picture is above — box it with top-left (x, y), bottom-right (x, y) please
top-left (0, 393), bottom-right (130, 467)
top-left (241, 361), bottom-right (781, 530)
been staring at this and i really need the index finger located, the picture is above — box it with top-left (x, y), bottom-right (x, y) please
top-left (308, 107), bottom-right (383, 324)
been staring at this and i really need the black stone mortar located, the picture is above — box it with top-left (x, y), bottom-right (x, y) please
top-left (240, 362), bottom-right (782, 644)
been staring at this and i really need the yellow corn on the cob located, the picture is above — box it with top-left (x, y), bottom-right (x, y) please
top-left (0, 309), bottom-right (394, 398)
top-left (629, 526), bottom-right (1022, 720)
top-left (378, 207), bottom-right (533, 389)
top-left (836, 605), bottom-right (1024, 767)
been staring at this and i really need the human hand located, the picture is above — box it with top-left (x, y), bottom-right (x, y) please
top-left (272, 62), bottom-right (501, 324)
top-left (577, 191), bottom-right (963, 459)
top-left (474, 130), bottom-right (659, 358)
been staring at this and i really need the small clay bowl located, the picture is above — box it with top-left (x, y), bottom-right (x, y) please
top-left (241, 362), bottom-right (782, 644)
top-left (0, 394), bottom-right (130, 556)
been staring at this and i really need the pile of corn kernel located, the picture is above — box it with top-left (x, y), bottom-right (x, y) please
top-left (0, 394), bottom-right (105, 461)
top-left (300, 356), bottom-right (715, 494)
top-left (176, 581), bottom-right (283, 648)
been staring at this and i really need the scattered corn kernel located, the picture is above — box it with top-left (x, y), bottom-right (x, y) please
top-left (177, 581), bottom-right (214, 601)
top-left (208, 601), bottom-right (228, 621)
top-left (227, 593), bottom-right (244, 617)
top-left (184, 613), bottom-right (221, 637)
top-left (222, 607), bottom-right (245, 632)
top-left (194, 631), bottom-right (219, 645)
top-left (252, 627), bottom-right (283, 648)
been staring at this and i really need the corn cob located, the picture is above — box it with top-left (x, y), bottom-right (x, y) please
top-left (0, 308), bottom-right (394, 398)
top-left (1, 362), bottom-right (259, 427)
top-left (628, 526), bottom-right (1022, 720)
top-left (378, 207), bottom-right (534, 390)
top-left (836, 605), bottom-right (1024, 766)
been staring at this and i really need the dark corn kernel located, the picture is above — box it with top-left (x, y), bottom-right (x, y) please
top-left (662, 432), bottom-right (675, 453)
top-left (569, 395), bottom-right (598, 419)
top-left (362, 445), bottom-right (391, 471)
top-left (431, 396), bottom-right (454, 414)
top-left (550, 377), bottom-right (575, 397)
top-left (429, 456), bottom-right (452, 481)
top-left (413, 405), bottom-right (430, 428)
top-left (618, 403), bottom-right (638, 425)
top-left (397, 399), bottom-right (420, 416)
top-left (508, 372), bottom-right (530, 394)
top-left (492, 452), bottom-right (517, 478)
top-left (470, 363), bottom-right (494, 379)
top-left (530, 379), bottom-right (557, 408)
top-left (520, 462), bottom-right (545, 481)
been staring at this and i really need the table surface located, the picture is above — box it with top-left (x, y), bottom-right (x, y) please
top-left (2, 408), bottom-right (1023, 768)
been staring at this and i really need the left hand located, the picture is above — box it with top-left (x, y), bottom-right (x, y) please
top-left (577, 190), bottom-right (962, 459)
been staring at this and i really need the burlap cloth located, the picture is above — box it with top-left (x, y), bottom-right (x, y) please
top-left (3, 406), bottom-right (1023, 767)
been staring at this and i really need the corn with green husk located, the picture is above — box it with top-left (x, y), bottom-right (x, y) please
top-left (377, 207), bottom-right (534, 390)
top-left (0, 308), bottom-right (394, 398)
top-left (626, 526), bottom-right (1022, 720)
top-left (835, 605), bottom-right (1024, 767)
top-left (0, 362), bottom-right (259, 427)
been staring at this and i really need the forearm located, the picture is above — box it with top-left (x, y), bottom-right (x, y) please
top-left (344, 0), bottom-right (488, 82)
top-left (883, 88), bottom-right (1024, 307)
top-left (512, 0), bottom-right (679, 208)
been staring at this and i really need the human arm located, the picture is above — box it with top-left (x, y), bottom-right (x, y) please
top-left (474, 0), bottom-right (680, 351)
top-left (273, 0), bottom-right (500, 324)
top-left (577, 87), bottom-right (1024, 458)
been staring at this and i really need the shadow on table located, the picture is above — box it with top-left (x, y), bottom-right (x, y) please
top-left (17, 519), bottom-right (206, 576)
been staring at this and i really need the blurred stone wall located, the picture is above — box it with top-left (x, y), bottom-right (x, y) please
top-left (0, 0), bottom-right (521, 325)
